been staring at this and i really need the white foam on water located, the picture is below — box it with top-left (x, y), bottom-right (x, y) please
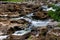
top-left (0, 35), bottom-right (8, 40)
top-left (31, 20), bottom-right (50, 27)
top-left (12, 29), bottom-right (31, 36)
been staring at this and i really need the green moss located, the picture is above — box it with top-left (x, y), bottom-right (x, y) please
top-left (48, 5), bottom-right (60, 22)
top-left (57, 24), bottom-right (60, 27)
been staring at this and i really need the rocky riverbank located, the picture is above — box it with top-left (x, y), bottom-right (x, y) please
top-left (0, 1), bottom-right (60, 40)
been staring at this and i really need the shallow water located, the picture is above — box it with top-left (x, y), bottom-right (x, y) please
top-left (11, 13), bottom-right (51, 27)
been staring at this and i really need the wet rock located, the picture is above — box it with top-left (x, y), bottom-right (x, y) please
top-left (6, 30), bottom-right (31, 40)
top-left (10, 19), bottom-right (30, 28)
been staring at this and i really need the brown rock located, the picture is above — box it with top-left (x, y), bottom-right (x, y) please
top-left (0, 19), bottom-right (30, 35)
top-left (6, 32), bottom-right (30, 40)
top-left (33, 11), bottom-right (48, 19)
top-left (46, 27), bottom-right (60, 40)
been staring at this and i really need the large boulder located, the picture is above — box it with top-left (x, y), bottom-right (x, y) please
top-left (0, 19), bottom-right (30, 34)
